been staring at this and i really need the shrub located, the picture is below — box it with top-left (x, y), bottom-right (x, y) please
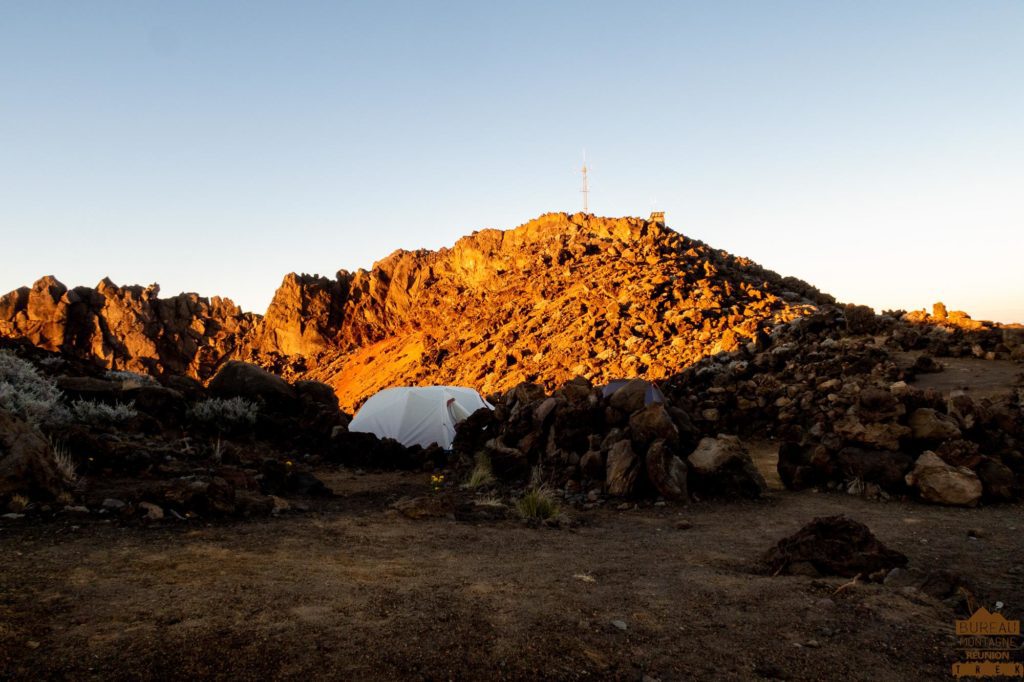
top-left (104, 369), bottom-right (157, 386)
top-left (0, 350), bottom-right (66, 426)
top-left (70, 399), bottom-right (137, 423)
top-left (515, 485), bottom-right (560, 521)
top-left (188, 397), bottom-right (258, 427)
top-left (466, 453), bottom-right (495, 489)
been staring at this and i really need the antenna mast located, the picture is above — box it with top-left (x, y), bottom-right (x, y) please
top-left (580, 151), bottom-right (589, 213)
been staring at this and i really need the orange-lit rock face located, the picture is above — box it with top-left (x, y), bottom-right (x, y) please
top-left (278, 213), bottom-right (830, 410)
top-left (0, 213), bottom-right (832, 410)
top-left (0, 276), bottom-right (256, 380)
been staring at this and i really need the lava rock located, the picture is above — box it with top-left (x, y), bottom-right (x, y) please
top-left (763, 515), bottom-right (908, 578)
top-left (605, 439), bottom-right (640, 496)
top-left (644, 439), bottom-right (688, 501)
top-left (904, 451), bottom-right (982, 506)
top-left (0, 409), bottom-right (64, 503)
top-left (687, 435), bottom-right (766, 499)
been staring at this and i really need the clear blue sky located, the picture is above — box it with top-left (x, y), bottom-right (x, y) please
top-left (2, 1), bottom-right (1021, 322)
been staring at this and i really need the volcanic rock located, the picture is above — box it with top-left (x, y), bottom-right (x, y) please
top-left (579, 450), bottom-right (605, 480)
top-left (835, 447), bottom-right (914, 492)
top-left (1, 214), bottom-right (830, 411)
top-left (0, 410), bottom-right (64, 502)
top-left (974, 458), bottom-right (1017, 503)
top-left (904, 451), bottom-right (983, 506)
top-left (687, 435), bottom-right (766, 499)
top-left (628, 402), bottom-right (678, 448)
top-left (0, 276), bottom-right (255, 380)
top-left (208, 361), bottom-right (297, 410)
top-left (605, 440), bottom-right (640, 496)
top-left (908, 408), bottom-right (961, 441)
top-left (609, 379), bottom-right (659, 414)
top-left (832, 415), bottom-right (910, 451)
top-left (762, 515), bottom-right (908, 578)
top-left (644, 439), bottom-right (688, 501)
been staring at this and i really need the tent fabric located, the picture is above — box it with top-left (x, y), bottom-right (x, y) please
top-left (348, 386), bottom-right (493, 450)
top-left (600, 379), bottom-right (666, 406)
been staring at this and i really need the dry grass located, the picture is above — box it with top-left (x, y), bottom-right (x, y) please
top-left (515, 485), bottom-right (560, 521)
top-left (474, 494), bottom-right (505, 508)
top-left (49, 438), bottom-right (78, 484)
top-left (7, 494), bottom-right (29, 512)
top-left (465, 453), bottom-right (495, 489)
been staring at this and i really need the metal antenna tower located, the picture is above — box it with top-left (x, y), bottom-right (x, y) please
top-left (580, 150), bottom-right (589, 213)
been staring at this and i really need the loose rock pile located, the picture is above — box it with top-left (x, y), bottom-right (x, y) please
top-left (453, 377), bottom-right (767, 503)
top-left (665, 306), bottom-right (1024, 505)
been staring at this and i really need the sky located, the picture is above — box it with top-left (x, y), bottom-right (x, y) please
top-left (1, 1), bottom-right (1021, 322)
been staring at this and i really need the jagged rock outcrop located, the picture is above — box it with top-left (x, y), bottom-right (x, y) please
top-left (0, 276), bottom-right (256, 380)
top-left (247, 273), bottom-right (347, 357)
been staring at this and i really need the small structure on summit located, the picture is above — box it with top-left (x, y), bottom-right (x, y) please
top-left (649, 211), bottom-right (665, 225)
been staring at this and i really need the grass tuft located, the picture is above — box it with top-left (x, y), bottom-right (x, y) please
top-left (466, 453), bottom-right (496, 489)
top-left (515, 485), bottom-right (560, 521)
top-left (50, 439), bottom-right (78, 483)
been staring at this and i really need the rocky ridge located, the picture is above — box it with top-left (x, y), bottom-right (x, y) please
top-left (0, 213), bottom-right (832, 410)
top-left (0, 276), bottom-right (256, 381)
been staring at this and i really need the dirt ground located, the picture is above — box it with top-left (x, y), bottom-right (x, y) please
top-left (896, 352), bottom-right (1023, 400)
top-left (2, 466), bottom-right (1021, 681)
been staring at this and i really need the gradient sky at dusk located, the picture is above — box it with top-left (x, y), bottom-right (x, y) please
top-left (2, 1), bottom-right (1021, 321)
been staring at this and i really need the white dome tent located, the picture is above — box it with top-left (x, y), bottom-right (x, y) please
top-left (348, 386), bottom-right (493, 450)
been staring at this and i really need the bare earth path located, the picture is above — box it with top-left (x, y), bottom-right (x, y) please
top-left (2, 471), bottom-right (1022, 681)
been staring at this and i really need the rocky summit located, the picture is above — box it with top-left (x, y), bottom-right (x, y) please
top-left (0, 213), bottom-right (832, 410)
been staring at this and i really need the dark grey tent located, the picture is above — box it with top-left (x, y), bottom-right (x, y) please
top-left (601, 379), bottom-right (665, 406)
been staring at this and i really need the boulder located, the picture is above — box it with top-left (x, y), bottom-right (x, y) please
top-left (579, 450), bottom-right (605, 480)
top-left (645, 439), bottom-right (688, 501)
top-left (908, 408), bottom-right (961, 441)
top-left (835, 447), bottom-right (914, 492)
top-left (484, 439), bottom-right (531, 480)
top-left (777, 441), bottom-right (832, 491)
top-left (55, 376), bottom-right (123, 402)
top-left (122, 385), bottom-right (186, 421)
top-left (605, 439), bottom-right (639, 496)
top-left (294, 380), bottom-right (340, 410)
top-left (975, 458), bottom-right (1017, 503)
top-left (904, 451), bottom-right (982, 506)
top-left (506, 382), bottom-right (547, 408)
top-left (762, 515), bottom-right (908, 578)
top-left (0, 410), bottom-right (64, 502)
top-left (628, 402), bottom-right (678, 447)
top-left (833, 415), bottom-right (910, 451)
top-left (138, 501), bottom-right (164, 521)
top-left (687, 435), bottom-right (767, 499)
top-left (856, 387), bottom-right (904, 422)
top-left (160, 476), bottom-right (237, 516)
top-left (208, 361), bottom-right (297, 409)
top-left (609, 379), bottom-right (658, 414)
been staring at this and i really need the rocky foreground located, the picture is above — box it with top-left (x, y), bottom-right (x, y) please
top-left (1, 298), bottom-right (1021, 524)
